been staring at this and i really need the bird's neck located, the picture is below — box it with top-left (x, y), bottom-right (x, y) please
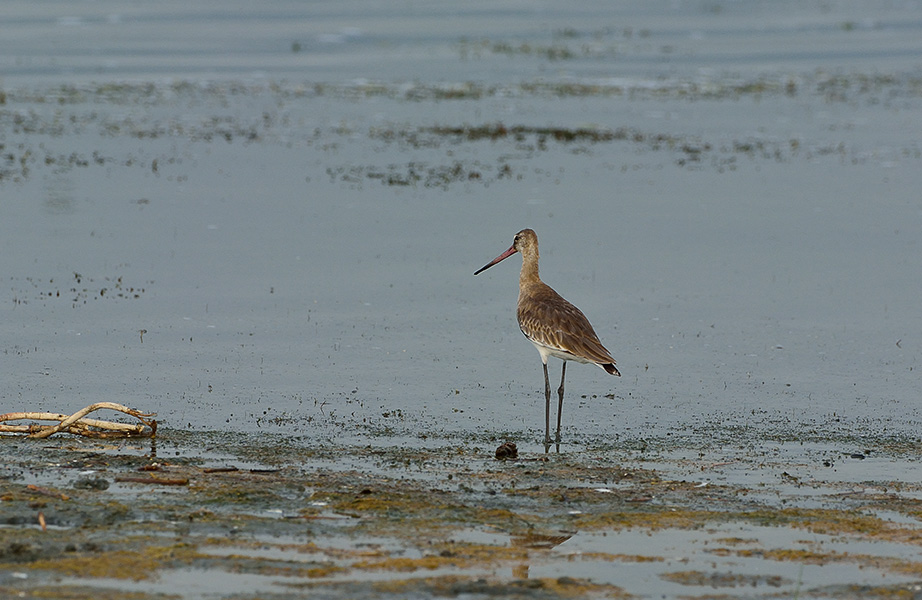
top-left (519, 251), bottom-right (540, 286)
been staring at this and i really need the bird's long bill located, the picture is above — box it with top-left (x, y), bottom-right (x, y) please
top-left (474, 245), bottom-right (517, 275)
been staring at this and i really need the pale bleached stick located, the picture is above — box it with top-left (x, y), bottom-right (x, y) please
top-left (0, 422), bottom-right (150, 437)
top-left (0, 402), bottom-right (156, 439)
top-left (31, 402), bottom-right (155, 439)
top-left (0, 412), bottom-right (146, 431)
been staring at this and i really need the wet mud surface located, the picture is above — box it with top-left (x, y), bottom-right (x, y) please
top-left (5, 430), bottom-right (922, 599)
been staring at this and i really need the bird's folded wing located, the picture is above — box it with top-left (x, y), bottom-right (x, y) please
top-left (518, 296), bottom-right (616, 366)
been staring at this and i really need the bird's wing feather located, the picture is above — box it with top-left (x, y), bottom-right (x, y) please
top-left (517, 284), bottom-right (616, 366)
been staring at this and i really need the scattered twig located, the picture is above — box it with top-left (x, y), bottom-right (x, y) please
top-left (27, 484), bottom-right (70, 501)
top-left (203, 466), bottom-right (240, 473)
top-left (690, 460), bottom-right (739, 471)
top-left (0, 402), bottom-right (156, 439)
top-left (114, 476), bottom-right (189, 486)
top-left (625, 495), bottom-right (654, 503)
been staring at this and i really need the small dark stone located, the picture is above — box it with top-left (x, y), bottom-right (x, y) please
top-left (9, 542), bottom-right (33, 556)
top-left (73, 477), bottom-right (110, 491)
top-left (495, 442), bottom-right (518, 460)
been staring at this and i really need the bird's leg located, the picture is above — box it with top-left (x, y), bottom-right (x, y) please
top-left (556, 362), bottom-right (567, 443)
top-left (543, 362), bottom-right (552, 446)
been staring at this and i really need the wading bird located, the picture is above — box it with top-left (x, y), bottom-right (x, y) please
top-left (475, 229), bottom-right (620, 446)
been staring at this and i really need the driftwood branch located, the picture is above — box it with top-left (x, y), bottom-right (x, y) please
top-left (0, 402), bottom-right (156, 439)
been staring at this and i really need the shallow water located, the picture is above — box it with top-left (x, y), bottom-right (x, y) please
top-left (2, 1), bottom-right (922, 597)
top-left (3, 1), bottom-right (920, 447)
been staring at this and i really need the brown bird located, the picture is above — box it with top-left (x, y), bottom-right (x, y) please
top-left (475, 228), bottom-right (620, 445)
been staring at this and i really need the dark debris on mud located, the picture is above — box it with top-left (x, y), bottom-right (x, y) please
top-left (4, 430), bottom-right (922, 599)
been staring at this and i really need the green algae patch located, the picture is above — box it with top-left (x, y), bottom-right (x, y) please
top-left (349, 574), bottom-right (634, 599)
top-left (741, 507), bottom-right (922, 544)
top-left (13, 544), bottom-right (202, 581)
top-left (570, 505), bottom-right (922, 546)
top-left (661, 569), bottom-right (790, 588)
top-left (319, 483), bottom-right (544, 537)
top-left (0, 585), bottom-right (180, 600)
top-left (278, 574), bottom-right (634, 599)
top-left (570, 508), bottom-right (717, 531)
top-left (353, 541), bottom-right (531, 573)
top-left (570, 552), bottom-right (665, 564)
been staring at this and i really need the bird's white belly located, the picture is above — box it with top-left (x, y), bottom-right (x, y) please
top-left (528, 338), bottom-right (593, 365)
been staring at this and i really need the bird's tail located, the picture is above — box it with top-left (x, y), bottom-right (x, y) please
top-left (602, 363), bottom-right (621, 376)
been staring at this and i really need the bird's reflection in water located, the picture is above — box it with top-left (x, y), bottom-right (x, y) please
top-left (510, 531), bottom-right (574, 579)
